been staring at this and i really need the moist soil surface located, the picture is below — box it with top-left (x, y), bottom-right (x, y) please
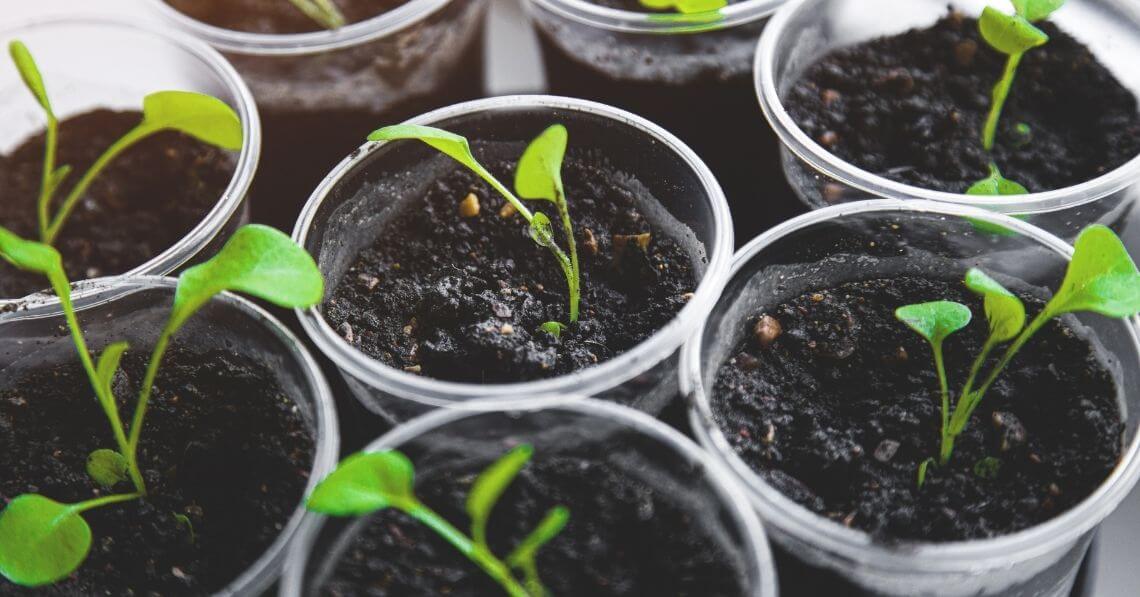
top-left (324, 146), bottom-right (698, 383)
top-left (0, 109), bottom-right (236, 298)
top-left (786, 12), bottom-right (1140, 194)
top-left (164, 0), bottom-right (408, 34)
top-left (319, 451), bottom-right (745, 596)
top-left (0, 349), bottom-right (314, 594)
top-left (711, 276), bottom-right (1123, 542)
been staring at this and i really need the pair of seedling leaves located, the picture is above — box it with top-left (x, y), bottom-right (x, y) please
top-left (0, 225), bottom-right (324, 587)
top-left (966, 0), bottom-right (1065, 196)
top-left (896, 225), bottom-right (1140, 487)
top-left (308, 444), bottom-right (569, 597)
top-left (369, 123), bottom-right (585, 335)
top-left (8, 40), bottom-right (242, 246)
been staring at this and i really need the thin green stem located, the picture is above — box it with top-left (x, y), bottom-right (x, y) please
top-left (48, 272), bottom-right (143, 493)
top-left (69, 492), bottom-right (143, 515)
top-left (983, 52), bottom-right (1024, 151)
top-left (406, 501), bottom-right (530, 597)
top-left (933, 345), bottom-right (954, 465)
top-left (45, 125), bottom-right (151, 244)
top-left (37, 114), bottom-right (59, 240)
top-left (554, 188), bottom-right (580, 323)
top-left (125, 322), bottom-right (175, 490)
top-left (287, 0), bottom-right (346, 29)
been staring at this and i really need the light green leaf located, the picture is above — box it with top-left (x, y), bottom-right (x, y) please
top-left (1011, 0), bottom-right (1065, 21)
top-left (369, 124), bottom-right (484, 174)
top-left (515, 125), bottom-right (568, 203)
top-left (467, 444), bottom-right (533, 546)
top-left (170, 225), bottom-right (323, 333)
top-left (287, 0), bottom-right (346, 29)
top-left (539, 321), bottom-right (566, 339)
top-left (8, 41), bottom-right (53, 116)
top-left (917, 457), bottom-right (935, 489)
top-left (895, 301), bottom-right (973, 345)
top-left (965, 269), bottom-right (1026, 343)
top-left (507, 506), bottom-right (570, 567)
top-left (979, 7), bottom-right (1049, 55)
top-left (86, 449), bottom-right (128, 489)
top-left (1046, 225), bottom-right (1140, 318)
top-left (307, 451), bottom-right (417, 516)
top-left (973, 456), bottom-right (1003, 479)
top-left (139, 91), bottom-right (242, 151)
top-left (639, 0), bottom-right (727, 13)
top-left (0, 495), bottom-right (91, 587)
top-left (529, 212), bottom-right (555, 249)
top-left (967, 163), bottom-right (1028, 196)
top-left (0, 225), bottom-right (63, 278)
top-left (94, 342), bottom-right (129, 400)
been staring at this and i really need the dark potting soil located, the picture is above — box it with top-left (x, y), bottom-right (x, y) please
top-left (324, 146), bottom-right (698, 383)
top-left (0, 109), bottom-right (236, 298)
top-left (711, 276), bottom-right (1123, 542)
top-left (786, 12), bottom-right (1140, 194)
top-left (319, 452), bottom-right (745, 596)
top-left (0, 349), bottom-right (314, 594)
top-left (163, 0), bottom-right (408, 34)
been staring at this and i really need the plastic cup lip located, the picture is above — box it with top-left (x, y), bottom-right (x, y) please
top-left (292, 94), bottom-right (734, 410)
top-left (0, 275), bottom-right (340, 596)
top-left (279, 396), bottom-right (778, 597)
top-left (0, 15), bottom-right (261, 301)
top-left (525, 0), bottom-right (787, 34)
top-left (143, 0), bottom-right (457, 56)
top-left (753, 0), bottom-right (1140, 215)
top-left (681, 198), bottom-right (1140, 572)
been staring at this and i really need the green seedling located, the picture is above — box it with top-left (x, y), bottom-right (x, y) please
top-left (287, 0), bottom-right (346, 29)
top-left (308, 445), bottom-right (570, 597)
top-left (0, 224), bottom-right (323, 587)
top-left (897, 225), bottom-right (1140, 479)
top-left (639, 0), bottom-right (728, 13)
top-left (8, 40), bottom-right (242, 246)
top-left (368, 124), bottom-right (583, 327)
top-left (966, 163), bottom-right (1029, 196)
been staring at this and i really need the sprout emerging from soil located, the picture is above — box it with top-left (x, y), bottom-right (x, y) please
top-left (896, 225), bottom-right (1140, 480)
top-left (308, 445), bottom-right (570, 597)
top-left (639, 0), bottom-right (728, 13)
top-left (7, 40), bottom-right (243, 245)
top-left (287, 0), bottom-right (346, 29)
top-left (0, 225), bottom-right (323, 587)
top-left (368, 123), bottom-right (582, 330)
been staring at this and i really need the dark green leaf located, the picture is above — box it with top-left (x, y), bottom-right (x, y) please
top-left (895, 301), bottom-right (973, 345)
top-left (965, 269), bottom-right (1026, 343)
top-left (1011, 0), bottom-right (1065, 21)
top-left (1046, 225), bottom-right (1140, 318)
top-left (967, 163), bottom-right (1028, 196)
top-left (139, 91), bottom-right (242, 151)
top-left (8, 41), bottom-right (52, 116)
top-left (515, 125), bottom-right (567, 203)
top-left (86, 449), bottom-right (128, 489)
top-left (979, 8), bottom-right (1049, 55)
top-left (973, 456), bottom-right (1003, 479)
top-left (173, 513), bottom-right (196, 544)
top-left (467, 445), bottom-right (533, 545)
top-left (0, 495), bottom-right (91, 587)
top-left (307, 451), bottom-right (417, 516)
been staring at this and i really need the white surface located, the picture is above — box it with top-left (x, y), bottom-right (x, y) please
top-left (0, 1), bottom-right (1134, 595)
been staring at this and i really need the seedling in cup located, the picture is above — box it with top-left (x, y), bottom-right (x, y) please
top-left (308, 444), bottom-right (570, 597)
top-left (897, 225), bottom-right (1140, 485)
top-left (7, 40), bottom-right (242, 246)
top-left (0, 224), bottom-right (323, 587)
top-left (639, 0), bottom-right (728, 13)
top-left (287, 0), bottom-right (346, 29)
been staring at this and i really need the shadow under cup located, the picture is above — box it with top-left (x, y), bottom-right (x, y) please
top-left (684, 201), bottom-right (1140, 596)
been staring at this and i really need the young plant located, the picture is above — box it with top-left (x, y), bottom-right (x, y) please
top-left (0, 224), bottom-right (323, 587)
top-left (368, 124), bottom-right (582, 328)
top-left (8, 40), bottom-right (243, 245)
top-left (639, 0), bottom-right (728, 13)
top-left (308, 444), bottom-right (570, 597)
top-left (287, 0), bottom-right (346, 29)
top-left (897, 225), bottom-right (1140, 475)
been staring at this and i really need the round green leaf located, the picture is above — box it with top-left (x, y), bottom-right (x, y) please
top-left (307, 451), bottom-right (417, 516)
top-left (1048, 225), bottom-right (1140, 318)
top-left (966, 163), bottom-right (1028, 197)
top-left (86, 449), bottom-right (128, 489)
top-left (1011, 0), bottom-right (1065, 22)
top-left (0, 495), bottom-right (91, 587)
top-left (979, 8), bottom-right (1049, 55)
top-left (140, 91), bottom-right (242, 151)
top-left (896, 301), bottom-right (973, 344)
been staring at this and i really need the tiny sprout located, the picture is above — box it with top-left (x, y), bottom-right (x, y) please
top-left (0, 224), bottom-right (323, 586)
top-left (308, 445), bottom-right (569, 597)
top-left (369, 124), bottom-right (582, 326)
top-left (539, 321), bottom-right (567, 339)
top-left (967, 163), bottom-right (1028, 196)
top-left (639, 0), bottom-right (728, 13)
top-left (7, 41), bottom-right (243, 246)
top-left (973, 456), bottom-right (1003, 479)
top-left (977, 1), bottom-right (1063, 151)
top-left (287, 0), bottom-right (346, 29)
top-left (917, 457), bottom-right (935, 489)
top-left (898, 225), bottom-right (1140, 473)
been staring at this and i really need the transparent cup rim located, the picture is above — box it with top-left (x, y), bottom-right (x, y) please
top-left (0, 275), bottom-right (340, 596)
top-left (292, 94), bottom-right (734, 410)
top-left (682, 198), bottom-right (1140, 572)
top-left (0, 16), bottom-right (261, 301)
top-left (527, 0), bottom-right (787, 33)
top-left (279, 396), bottom-right (777, 597)
top-left (754, 0), bottom-right (1140, 214)
top-left (144, 0), bottom-right (457, 55)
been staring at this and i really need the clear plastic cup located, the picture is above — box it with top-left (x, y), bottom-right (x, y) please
top-left (278, 397), bottom-right (777, 597)
top-left (755, 0), bottom-right (1140, 240)
top-left (682, 199), bottom-right (1140, 596)
top-left (0, 17), bottom-right (261, 299)
top-left (0, 276), bottom-right (339, 596)
top-left (524, 0), bottom-right (799, 241)
top-left (293, 95), bottom-right (734, 423)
